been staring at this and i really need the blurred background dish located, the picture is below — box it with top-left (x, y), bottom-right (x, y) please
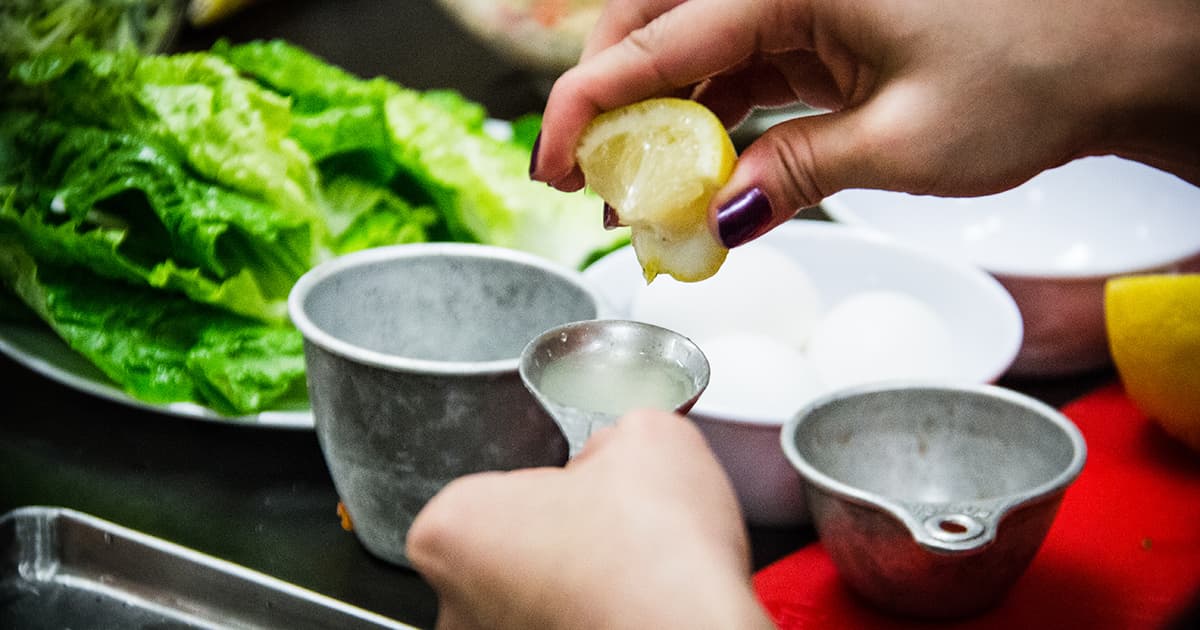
top-left (434, 0), bottom-right (603, 79)
top-left (430, 0), bottom-right (824, 142)
top-left (583, 220), bottom-right (1023, 525)
top-left (822, 155), bottom-right (1200, 378)
top-left (174, 0), bottom-right (552, 121)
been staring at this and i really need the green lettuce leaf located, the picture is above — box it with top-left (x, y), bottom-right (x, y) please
top-left (186, 325), bottom-right (307, 417)
top-left (5, 42), bottom-right (323, 227)
top-left (135, 53), bottom-right (322, 220)
top-left (218, 39), bottom-right (628, 269)
top-left (0, 113), bottom-right (309, 319)
top-left (211, 39), bottom-right (400, 170)
top-left (321, 175), bottom-right (437, 255)
top-left (384, 90), bottom-right (629, 268)
top-left (509, 113), bottom-right (543, 152)
top-left (0, 199), bottom-right (281, 321)
top-left (0, 239), bottom-right (306, 415)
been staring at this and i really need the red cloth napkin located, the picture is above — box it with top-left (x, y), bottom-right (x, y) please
top-left (753, 382), bottom-right (1200, 629)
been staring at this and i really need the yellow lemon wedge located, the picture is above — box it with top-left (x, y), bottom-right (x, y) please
top-left (576, 98), bottom-right (736, 283)
top-left (1105, 273), bottom-right (1200, 453)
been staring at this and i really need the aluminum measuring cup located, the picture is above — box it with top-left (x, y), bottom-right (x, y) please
top-left (289, 243), bottom-right (603, 566)
top-left (781, 382), bottom-right (1087, 619)
top-left (519, 319), bottom-right (710, 457)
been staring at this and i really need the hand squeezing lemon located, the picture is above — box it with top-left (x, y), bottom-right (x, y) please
top-left (576, 98), bottom-right (736, 283)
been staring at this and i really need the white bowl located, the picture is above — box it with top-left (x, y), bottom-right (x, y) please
top-left (822, 156), bottom-right (1200, 377)
top-left (583, 220), bottom-right (1022, 525)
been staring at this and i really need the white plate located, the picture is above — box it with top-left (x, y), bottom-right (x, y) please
top-left (0, 320), bottom-right (314, 429)
top-left (821, 155), bottom-right (1200, 278)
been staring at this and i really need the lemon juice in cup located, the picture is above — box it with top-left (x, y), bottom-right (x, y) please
top-left (537, 350), bottom-right (699, 416)
top-left (520, 320), bottom-right (710, 456)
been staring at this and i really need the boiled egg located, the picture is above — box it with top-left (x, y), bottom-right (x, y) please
top-left (808, 290), bottom-right (955, 391)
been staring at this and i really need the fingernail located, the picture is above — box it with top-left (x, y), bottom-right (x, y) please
top-left (716, 187), bottom-right (772, 248)
top-left (528, 132), bottom-right (542, 179)
top-left (603, 203), bottom-right (622, 230)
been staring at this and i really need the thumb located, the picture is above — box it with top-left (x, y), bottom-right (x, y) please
top-left (709, 108), bottom-right (876, 248)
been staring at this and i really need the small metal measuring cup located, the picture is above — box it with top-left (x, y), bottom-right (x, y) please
top-left (781, 382), bottom-right (1087, 619)
top-left (520, 320), bottom-right (710, 457)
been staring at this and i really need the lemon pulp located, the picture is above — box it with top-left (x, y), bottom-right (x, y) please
top-left (576, 98), bottom-right (736, 282)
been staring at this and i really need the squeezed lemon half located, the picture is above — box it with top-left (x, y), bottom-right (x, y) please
top-left (576, 98), bottom-right (736, 283)
top-left (1106, 273), bottom-right (1200, 453)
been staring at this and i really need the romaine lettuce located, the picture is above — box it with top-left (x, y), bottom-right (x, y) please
top-left (0, 240), bottom-right (305, 415)
top-left (384, 89), bottom-right (629, 268)
top-left (0, 38), bottom-right (629, 415)
top-left (320, 176), bottom-right (438, 255)
top-left (0, 113), bottom-right (310, 320)
top-left (7, 42), bottom-right (323, 226)
top-left (218, 39), bottom-right (629, 269)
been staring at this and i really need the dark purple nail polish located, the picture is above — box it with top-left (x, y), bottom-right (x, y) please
top-left (603, 203), bottom-right (622, 230)
top-left (716, 187), bottom-right (772, 248)
top-left (528, 132), bottom-right (542, 179)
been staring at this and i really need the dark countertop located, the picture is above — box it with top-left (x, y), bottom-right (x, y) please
top-left (0, 352), bottom-right (436, 628)
top-left (5, 1), bottom-right (1190, 628)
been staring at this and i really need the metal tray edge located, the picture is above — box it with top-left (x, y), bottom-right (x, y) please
top-left (0, 506), bottom-right (418, 629)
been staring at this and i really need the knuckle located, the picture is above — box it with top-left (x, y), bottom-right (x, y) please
top-left (765, 128), bottom-right (830, 210)
top-left (620, 20), bottom-right (682, 91)
top-left (405, 473), bottom-right (497, 569)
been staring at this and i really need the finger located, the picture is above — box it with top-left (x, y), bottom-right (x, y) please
top-left (708, 103), bottom-right (882, 248)
top-left (411, 474), bottom-right (540, 630)
top-left (605, 408), bottom-right (711, 463)
top-left (579, 0), bottom-right (688, 61)
top-left (550, 165), bottom-right (586, 192)
top-left (694, 64), bottom-right (793, 131)
top-left (694, 54), bottom-right (831, 131)
top-left (407, 469), bottom-right (561, 569)
top-left (567, 422), bottom-right (619, 465)
top-left (566, 408), bottom-right (681, 469)
top-left (406, 472), bottom-right (504, 579)
top-left (698, 50), bottom-right (844, 128)
top-left (534, 0), bottom-right (818, 185)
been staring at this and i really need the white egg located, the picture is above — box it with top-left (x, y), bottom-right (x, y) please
top-left (630, 242), bottom-right (823, 351)
top-left (808, 290), bottom-right (955, 391)
top-left (693, 331), bottom-right (825, 422)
